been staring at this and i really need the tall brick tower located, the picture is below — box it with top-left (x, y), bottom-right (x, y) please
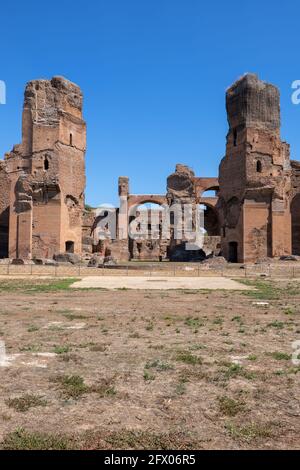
top-left (5, 76), bottom-right (86, 259)
top-left (218, 74), bottom-right (292, 262)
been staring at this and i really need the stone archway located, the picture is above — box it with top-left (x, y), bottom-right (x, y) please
top-left (194, 177), bottom-right (219, 200)
top-left (127, 195), bottom-right (167, 211)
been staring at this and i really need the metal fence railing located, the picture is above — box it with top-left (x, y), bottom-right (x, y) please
top-left (1, 262), bottom-right (300, 278)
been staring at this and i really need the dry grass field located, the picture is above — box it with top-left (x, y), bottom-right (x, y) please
top-left (0, 277), bottom-right (299, 450)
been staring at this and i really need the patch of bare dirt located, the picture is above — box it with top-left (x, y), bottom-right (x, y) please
top-left (0, 278), bottom-right (299, 449)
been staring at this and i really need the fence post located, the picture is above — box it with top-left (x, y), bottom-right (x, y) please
top-left (7, 263), bottom-right (9, 276)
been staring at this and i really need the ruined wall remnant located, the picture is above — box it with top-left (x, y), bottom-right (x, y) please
top-left (166, 165), bottom-right (221, 260)
top-left (2, 73), bottom-right (300, 264)
top-left (86, 166), bottom-right (221, 263)
top-left (118, 176), bottom-right (169, 262)
top-left (82, 209), bottom-right (96, 255)
top-left (166, 164), bottom-right (197, 260)
top-left (226, 73), bottom-right (281, 132)
top-left (167, 164), bottom-right (196, 205)
top-left (218, 73), bottom-right (292, 263)
top-left (1, 76), bottom-right (86, 260)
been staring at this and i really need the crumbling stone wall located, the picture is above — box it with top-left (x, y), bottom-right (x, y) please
top-left (2, 72), bottom-right (299, 264)
top-left (218, 74), bottom-right (292, 263)
top-left (82, 209), bottom-right (96, 254)
top-left (166, 164), bottom-right (221, 260)
top-left (128, 208), bottom-right (167, 261)
top-left (119, 177), bottom-right (169, 261)
top-left (86, 166), bottom-right (221, 262)
top-left (2, 76), bottom-right (86, 260)
top-left (166, 164), bottom-right (197, 260)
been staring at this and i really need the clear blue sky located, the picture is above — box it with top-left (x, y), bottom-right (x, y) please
top-left (1, 1), bottom-right (300, 206)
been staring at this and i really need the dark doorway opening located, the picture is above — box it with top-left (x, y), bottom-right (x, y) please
top-left (291, 194), bottom-right (300, 255)
top-left (65, 241), bottom-right (75, 253)
top-left (0, 226), bottom-right (8, 258)
top-left (0, 207), bottom-right (9, 259)
top-left (233, 129), bottom-right (237, 147)
top-left (228, 241), bottom-right (238, 263)
top-left (256, 160), bottom-right (262, 173)
top-left (203, 204), bottom-right (220, 236)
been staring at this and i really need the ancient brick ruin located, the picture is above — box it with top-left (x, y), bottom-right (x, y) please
top-left (218, 73), bottom-right (292, 263)
top-left (1, 73), bottom-right (299, 264)
top-left (0, 76), bottom-right (86, 260)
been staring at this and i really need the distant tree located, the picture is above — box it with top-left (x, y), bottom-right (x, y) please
top-left (85, 204), bottom-right (95, 211)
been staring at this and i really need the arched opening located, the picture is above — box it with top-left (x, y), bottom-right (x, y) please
top-left (199, 190), bottom-right (220, 236)
top-left (256, 160), bottom-right (262, 173)
top-left (65, 241), bottom-right (75, 253)
top-left (228, 241), bottom-right (238, 263)
top-left (199, 202), bottom-right (221, 258)
top-left (199, 186), bottom-right (219, 198)
top-left (44, 157), bottom-right (49, 171)
top-left (70, 133), bottom-right (73, 146)
top-left (201, 204), bottom-right (220, 236)
top-left (291, 194), bottom-right (300, 255)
